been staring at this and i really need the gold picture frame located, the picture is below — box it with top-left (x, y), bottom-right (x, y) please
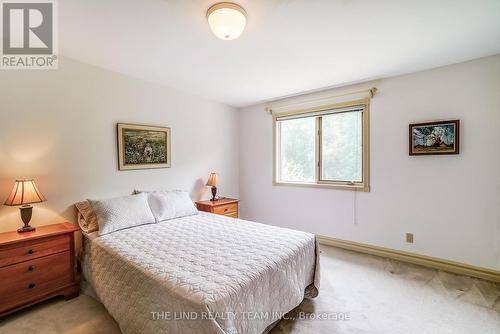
top-left (409, 120), bottom-right (459, 156)
top-left (117, 123), bottom-right (171, 170)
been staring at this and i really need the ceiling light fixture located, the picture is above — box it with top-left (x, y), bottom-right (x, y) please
top-left (207, 2), bottom-right (246, 40)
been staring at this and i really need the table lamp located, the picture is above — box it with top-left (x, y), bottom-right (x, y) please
top-left (4, 179), bottom-right (47, 233)
top-left (206, 172), bottom-right (218, 201)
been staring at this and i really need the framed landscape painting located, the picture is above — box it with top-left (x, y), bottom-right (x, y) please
top-left (409, 120), bottom-right (459, 156)
top-left (117, 123), bottom-right (171, 170)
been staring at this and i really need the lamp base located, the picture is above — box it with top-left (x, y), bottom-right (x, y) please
top-left (18, 205), bottom-right (36, 233)
top-left (18, 225), bottom-right (36, 233)
top-left (210, 186), bottom-right (218, 201)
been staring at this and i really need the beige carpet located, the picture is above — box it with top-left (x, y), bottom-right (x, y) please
top-left (1, 245), bottom-right (499, 334)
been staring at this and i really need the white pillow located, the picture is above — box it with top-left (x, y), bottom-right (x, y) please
top-left (89, 193), bottom-right (156, 236)
top-left (138, 190), bottom-right (198, 222)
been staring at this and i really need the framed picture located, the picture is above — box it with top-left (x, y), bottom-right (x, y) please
top-left (409, 120), bottom-right (459, 155)
top-left (117, 123), bottom-right (171, 170)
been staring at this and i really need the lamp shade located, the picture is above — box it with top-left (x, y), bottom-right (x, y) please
top-left (4, 179), bottom-right (46, 206)
top-left (206, 173), bottom-right (218, 187)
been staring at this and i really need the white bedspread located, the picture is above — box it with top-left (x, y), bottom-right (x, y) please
top-left (82, 212), bottom-right (320, 334)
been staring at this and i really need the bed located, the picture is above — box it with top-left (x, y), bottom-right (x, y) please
top-left (80, 210), bottom-right (319, 334)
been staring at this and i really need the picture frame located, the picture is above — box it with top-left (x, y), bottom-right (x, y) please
top-left (117, 123), bottom-right (171, 170)
top-left (409, 120), bottom-right (460, 156)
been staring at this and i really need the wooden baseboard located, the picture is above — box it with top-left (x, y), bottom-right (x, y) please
top-left (317, 235), bottom-right (500, 283)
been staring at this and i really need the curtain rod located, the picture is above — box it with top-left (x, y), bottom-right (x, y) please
top-left (265, 87), bottom-right (377, 114)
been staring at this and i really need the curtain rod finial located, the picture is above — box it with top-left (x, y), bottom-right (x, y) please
top-left (265, 107), bottom-right (273, 114)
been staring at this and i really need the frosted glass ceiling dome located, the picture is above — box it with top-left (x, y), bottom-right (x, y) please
top-left (207, 2), bottom-right (247, 40)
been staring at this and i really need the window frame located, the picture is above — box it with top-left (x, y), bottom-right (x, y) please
top-left (273, 99), bottom-right (370, 192)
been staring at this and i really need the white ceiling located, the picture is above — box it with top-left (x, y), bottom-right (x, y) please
top-left (60, 0), bottom-right (500, 107)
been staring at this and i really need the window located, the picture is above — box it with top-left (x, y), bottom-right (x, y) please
top-left (274, 100), bottom-right (369, 191)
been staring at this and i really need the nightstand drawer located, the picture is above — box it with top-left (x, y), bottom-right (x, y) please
top-left (0, 251), bottom-right (72, 297)
top-left (213, 203), bottom-right (238, 216)
top-left (195, 198), bottom-right (239, 219)
top-left (0, 252), bottom-right (73, 312)
top-left (0, 234), bottom-right (70, 267)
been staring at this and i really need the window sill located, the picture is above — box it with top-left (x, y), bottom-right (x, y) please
top-left (273, 181), bottom-right (370, 192)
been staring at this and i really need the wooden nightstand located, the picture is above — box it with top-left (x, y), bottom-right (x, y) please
top-left (196, 198), bottom-right (239, 218)
top-left (0, 222), bottom-right (79, 317)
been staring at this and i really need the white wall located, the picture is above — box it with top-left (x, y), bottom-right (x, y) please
top-left (239, 55), bottom-right (500, 270)
top-left (0, 57), bottom-right (239, 233)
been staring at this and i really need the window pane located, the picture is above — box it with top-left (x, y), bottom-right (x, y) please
top-left (279, 117), bottom-right (315, 182)
top-left (321, 111), bottom-right (362, 182)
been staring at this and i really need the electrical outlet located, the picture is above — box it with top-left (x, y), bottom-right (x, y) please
top-left (406, 233), bottom-right (414, 243)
